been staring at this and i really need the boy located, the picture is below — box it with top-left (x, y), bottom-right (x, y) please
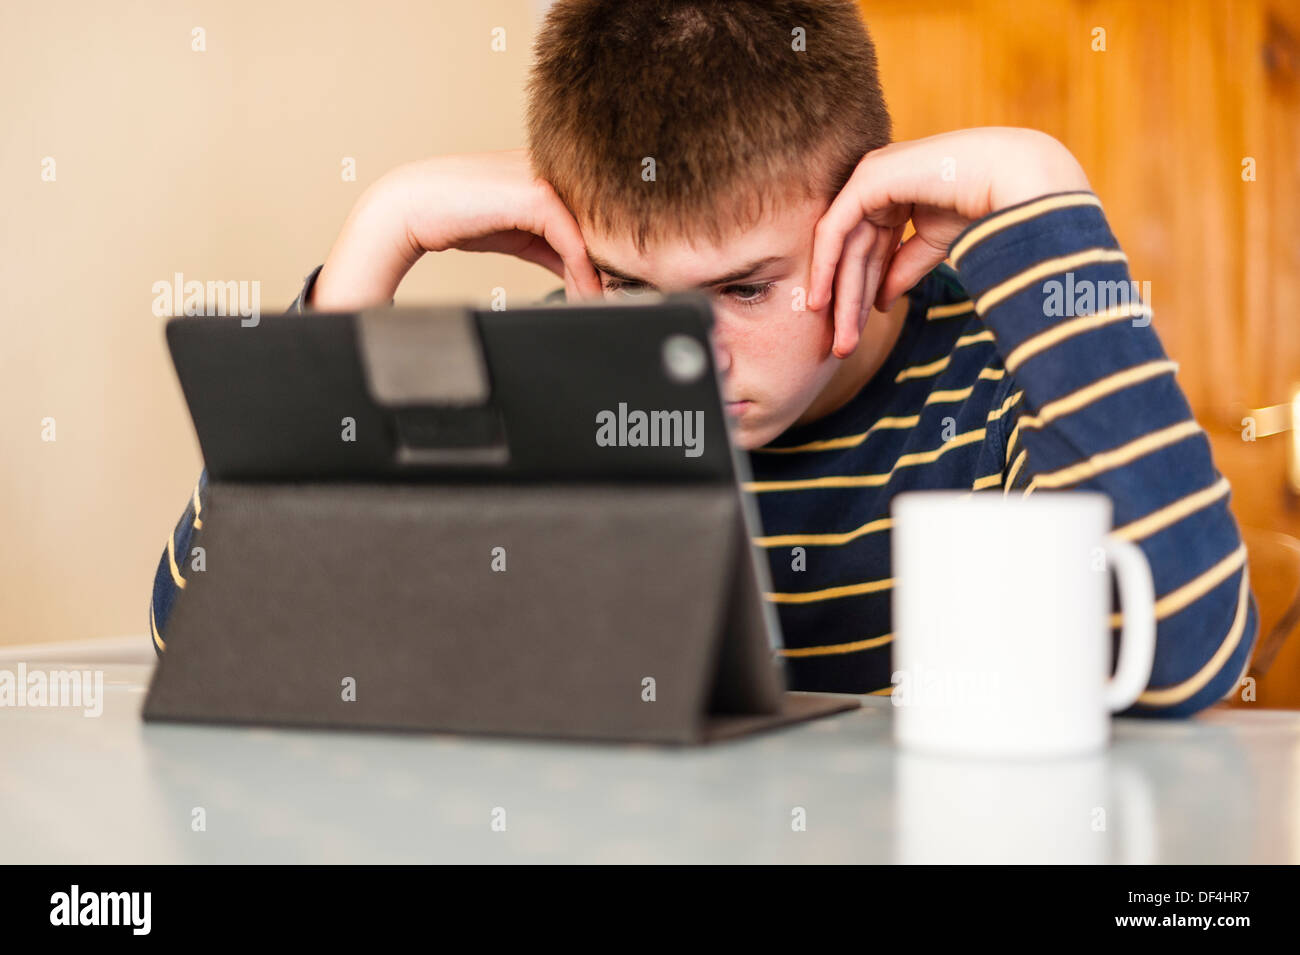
top-left (151, 0), bottom-right (1255, 716)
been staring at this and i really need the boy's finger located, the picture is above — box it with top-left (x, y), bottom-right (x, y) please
top-left (831, 220), bottom-right (875, 358)
top-left (858, 224), bottom-right (902, 334)
top-left (563, 252), bottom-right (603, 300)
top-left (808, 186), bottom-right (873, 312)
top-left (538, 204), bottom-right (602, 299)
top-left (875, 234), bottom-right (947, 312)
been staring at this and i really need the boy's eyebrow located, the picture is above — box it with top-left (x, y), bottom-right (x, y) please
top-left (589, 255), bottom-right (787, 288)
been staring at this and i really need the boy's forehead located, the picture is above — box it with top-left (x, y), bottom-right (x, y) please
top-left (582, 195), bottom-right (825, 285)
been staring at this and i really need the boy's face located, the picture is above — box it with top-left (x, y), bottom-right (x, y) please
top-left (581, 196), bottom-right (847, 450)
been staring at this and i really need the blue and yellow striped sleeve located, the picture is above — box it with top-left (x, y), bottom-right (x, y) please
top-left (148, 472), bottom-right (208, 655)
top-left (952, 192), bottom-right (1257, 717)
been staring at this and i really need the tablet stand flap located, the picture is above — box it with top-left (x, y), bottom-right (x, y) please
top-left (144, 480), bottom-right (788, 743)
top-left (356, 306), bottom-right (490, 407)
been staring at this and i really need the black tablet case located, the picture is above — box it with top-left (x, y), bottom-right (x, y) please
top-left (143, 297), bottom-right (857, 743)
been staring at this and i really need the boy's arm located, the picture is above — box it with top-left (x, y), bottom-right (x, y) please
top-left (952, 193), bottom-right (1256, 716)
top-left (148, 473), bottom-right (207, 654)
top-left (808, 129), bottom-right (1256, 716)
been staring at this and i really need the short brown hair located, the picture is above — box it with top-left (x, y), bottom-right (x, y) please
top-left (527, 0), bottom-right (891, 251)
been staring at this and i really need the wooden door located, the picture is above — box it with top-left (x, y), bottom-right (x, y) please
top-left (859, 0), bottom-right (1300, 704)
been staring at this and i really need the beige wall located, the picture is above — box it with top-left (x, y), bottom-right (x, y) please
top-left (1, 1), bottom-right (558, 645)
top-left (9, 0), bottom-right (1297, 656)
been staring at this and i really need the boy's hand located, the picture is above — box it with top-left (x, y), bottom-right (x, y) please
top-left (807, 128), bottom-right (1092, 357)
top-left (311, 149), bottom-right (602, 310)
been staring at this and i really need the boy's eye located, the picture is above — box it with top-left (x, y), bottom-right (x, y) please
top-left (603, 279), bottom-right (649, 297)
top-left (602, 278), bottom-right (776, 306)
top-left (722, 282), bottom-right (776, 306)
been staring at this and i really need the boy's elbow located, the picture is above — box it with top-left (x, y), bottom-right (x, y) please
top-left (1122, 588), bottom-right (1259, 720)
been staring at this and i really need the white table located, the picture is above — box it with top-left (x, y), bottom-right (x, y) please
top-left (1, 639), bottom-right (1296, 863)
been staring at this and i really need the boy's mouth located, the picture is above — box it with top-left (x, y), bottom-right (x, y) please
top-left (725, 400), bottom-right (753, 416)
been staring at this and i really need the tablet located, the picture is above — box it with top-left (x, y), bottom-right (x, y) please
top-left (148, 295), bottom-right (859, 743)
top-left (165, 293), bottom-right (736, 482)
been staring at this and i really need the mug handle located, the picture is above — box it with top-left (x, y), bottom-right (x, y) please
top-left (1102, 536), bottom-right (1157, 711)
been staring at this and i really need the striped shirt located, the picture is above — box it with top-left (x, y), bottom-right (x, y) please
top-left (750, 193), bottom-right (1255, 715)
top-left (150, 191), bottom-right (1257, 717)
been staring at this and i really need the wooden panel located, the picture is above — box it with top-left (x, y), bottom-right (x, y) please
top-left (1227, 527), bottom-right (1300, 708)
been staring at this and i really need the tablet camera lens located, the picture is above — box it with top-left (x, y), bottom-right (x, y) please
top-left (662, 334), bottom-right (707, 384)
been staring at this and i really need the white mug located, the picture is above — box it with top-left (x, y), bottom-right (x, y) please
top-left (890, 491), bottom-right (1156, 757)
